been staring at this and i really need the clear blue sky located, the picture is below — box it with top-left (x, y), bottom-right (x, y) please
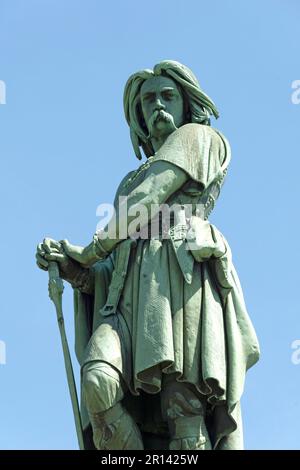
top-left (0, 0), bottom-right (299, 450)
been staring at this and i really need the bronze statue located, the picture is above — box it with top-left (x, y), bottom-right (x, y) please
top-left (36, 60), bottom-right (260, 450)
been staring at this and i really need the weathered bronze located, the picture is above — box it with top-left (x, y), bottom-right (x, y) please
top-left (36, 60), bottom-right (260, 450)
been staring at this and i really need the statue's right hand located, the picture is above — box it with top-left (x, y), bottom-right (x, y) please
top-left (36, 238), bottom-right (69, 272)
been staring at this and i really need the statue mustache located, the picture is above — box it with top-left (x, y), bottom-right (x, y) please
top-left (147, 109), bottom-right (175, 138)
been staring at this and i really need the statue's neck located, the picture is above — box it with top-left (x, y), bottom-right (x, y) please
top-left (151, 129), bottom-right (176, 153)
top-left (150, 135), bottom-right (167, 153)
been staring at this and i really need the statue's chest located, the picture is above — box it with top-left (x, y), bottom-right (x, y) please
top-left (120, 158), bottom-right (154, 196)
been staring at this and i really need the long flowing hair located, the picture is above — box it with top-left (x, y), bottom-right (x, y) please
top-left (123, 60), bottom-right (219, 160)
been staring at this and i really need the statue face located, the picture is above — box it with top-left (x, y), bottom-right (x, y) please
top-left (140, 75), bottom-right (185, 139)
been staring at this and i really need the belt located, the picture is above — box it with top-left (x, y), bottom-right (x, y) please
top-left (100, 238), bottom-right (135, 316)
top-left (100, 216), bottom-right (193, 317)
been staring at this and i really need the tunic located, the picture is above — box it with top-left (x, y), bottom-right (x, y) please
top-left (73, 123), bottom-right (260, 449)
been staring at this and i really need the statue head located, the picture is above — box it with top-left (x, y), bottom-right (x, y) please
top-left (123, 60), bottom-right (219, 160)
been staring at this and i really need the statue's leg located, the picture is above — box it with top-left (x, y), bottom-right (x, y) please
top-left (161, 374), bottom-right (212, 450)
top-left (82, 361), bottom-right (143, 450)
top-left (214, 401), bottom-right (244, 450)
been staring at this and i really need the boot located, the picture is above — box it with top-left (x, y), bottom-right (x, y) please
top-left (169, 413), bottom-right (212, 450)
top-left (166, 391), bottom-right (212, 450)
top-left (89, 402), bottom-right (144, 450)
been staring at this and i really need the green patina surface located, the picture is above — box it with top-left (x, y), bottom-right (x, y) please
top-left (37, 60), bottom-right (260, 450)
